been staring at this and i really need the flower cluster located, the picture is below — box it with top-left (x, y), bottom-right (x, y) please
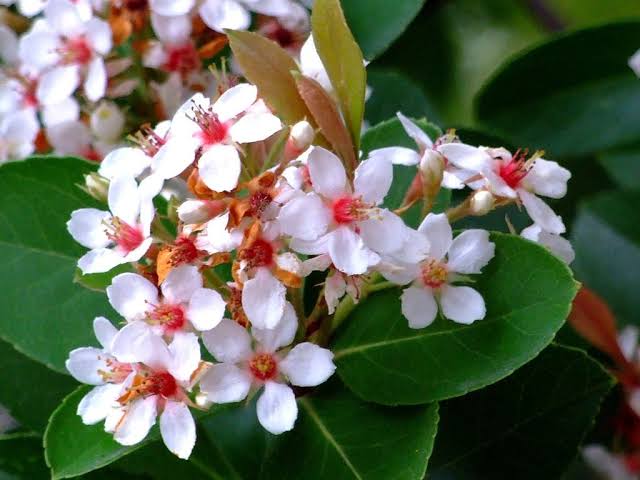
top-left (63, 54), bottom-right (574, 457)
top-left (0, 0), bottom-right (312, 163)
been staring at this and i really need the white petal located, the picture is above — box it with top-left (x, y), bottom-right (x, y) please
top-left (202, 319), bottom-right (252, 363)
top-left (85, 17), bottom-right (112, 55)
top-left (418, 213), bottom-right (452, 261)
top-left (93, 316), bottom-right (118, 351)
top-left (65, 347), bottom-right (109, 385)
top-left (198, 144), bottom-right (241, 192)
top-left (328, 226), bottom-right (375, 275)
top-left (42, 97), bottom-right (80, 127)
top-left (111, 321), bottom-right (171, 368)
top-left (397, 112), bottom-right (433, 150)
top-left (300, 35), bottom-right (333, 93)
top-left (150, 0), bottom-right (195, 16)
top-left (197, 213), bottom-right (241, 253)
top-left (280, 343), bottom-right (335, 387)
top-left (45, 0), bottom-right (84, 35)
top-left (437, 143), bottom-right (490, 172)
top-left (77, 248), bottom-right (126, 274)
top-left (278, 193), bottom-right (330, 241)
top-left (229, 112), bottom-right (282, 144)
top-left (114, 396), bottom-right (157, 446)
top-left (67, 208), bottom-right (111, 249)
top-left (152, 137), bottom-right (197, 180)
top-left (200, 363), bottom-right (252, 403)
top-left (168, 332), bottom-right (200, 382)
top-left (0, 24), bottom-right (18, 65)
top-left (518, 189), bottom-right (565, 235)
top-left (19, 30), bottom-right (61, 70)
top-left (401, 286), bottom-right (438, 329)
top-left (252, 302), bottom-right (297, 352)
top-left (440, 285), bottom-right (486, 325)
top-left (198, 0), bottom-right (251, 33)
top-left (37, 65), bottom-right (80, 106)
top-left (289, 233), bottom-right (330, 256)
top-left (619, 326), bottom-right (639, 363)
top-left (17, 0), bottom-right (48, 17)
top-left (242, 269), bottom-right (286, 330)
top-left (212, 83), bottom-right (257, 122)
top-left (160, 401), bottom-right (195, 459)
top-left (107, 273), bottom-right (157, 321)
top-left (138, 175), bottom-right (163, 234)
top-left (307, 147), bottom-right (348, 200)
top-left (84, 57), bottom-right (107, 102)
top-left (447, 230), bottom-right (495, 274)
top-left (150, 13), bottom-right (191, 45)
top-left (77, 383), bottom-right (122, 425)
top-left (186, 288), bottom-right (226, 331)
top-left (256, 381), bottom-right (297, 435)
top-left (358, 210), bottom-right (407, 254)
top-left (522, 225), bottom-right (574, 264)
top-left (108, 176), bottom-right (140, 225)
top-left (354, 155), bottom-right (393, 204)
top-left (368, 147), bottom-right (420, 166)
top-left (99, 147), bottom-right (152, 180)
top-left (524, 158), bottom-right (571, 199)
top-left (161, 265), bottom-right (202, 304)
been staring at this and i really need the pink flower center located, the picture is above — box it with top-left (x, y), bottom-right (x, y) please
top-left (189, 103), bottom-right (230, 146)
top-left (104, 217), bottom-right (145, 254)
top-left (164, 44), bottom-right (200, 76)
top-left (61, 36), bottom-right (93, 65)
top-left (332, 196), bottom-right (373, 224)
top-left (248, 191), bottom-right (273, 217)
top-left (148, 303), bottom-right (186, 332)
top-left (497, 149), bottom-right (531, 189)
top-left (119, 370), bottom-right (179, 404)
top-left (249, 353), bottom-right (278, 381)
top-left (240, 238), bottom-right (274, 269)
top-left (420, 258), bottom-right (448, 288)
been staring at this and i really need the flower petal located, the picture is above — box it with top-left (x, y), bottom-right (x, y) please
top-left (108, 175), bottom-right (140, 225)
top-left (437, 143), bottom-right (490, 171)
top-left (107, 273), bottom-right (157, 321)
top-left (523, 158), bottom-right (571, 199)
top-left (93, 316), bottom-right (118, 351)
top-left (328, 226), bottom-right (377, 275)
top-left (229, 112), bottom-right (282, 144)
top-left (368, 147), bottom-right (420, 166)
top-left (198, 0), bottom-right (251, 33)
top-left (77, 248), bottom-right (126, 274)
top-left (447, 230), bottom-right (495, 274)
top-left (401, 286), bottom-right (438, 329)
top-left (354, 154), bottom-right (393, 204)
top-left (242, 268), bottom-right (286, 330)
top-left (161, 264), bottom-right (202, 304)
top-left (200, 363), bottom-right (252, 403)
top-left (358, 209), bottom-right (407, 254)
top-left (256, 381), bottom-right (297, 435)
top-left (439, 285), bottom-right (486, 325)
top-left (111, 321), bottom-right (171, 368)
top-left (36, 65), bottom-right (80, 106)
top-left (278, 193), bottom-right (330, 241)
top-left (84, 57), bottom-right (107, 103)
top-left (186, 288), bottom-right (226, 331)
top-left (65, 347), bottom-right (109, 385)
top-left (280, 343), bottom-right (335, 387)
top-left (252, 302), bottom-right (297, 353)
top-left (212, 83), bottom-right (257, 122)
top-left (77, 383), bottom-right (122, 425)
top-left (152, 137), bottom-right (198, 180)
top-left (307, 147), bottom-right (347, 200)
top-left (168, 332), bottom-right (200, 382)
top-left (114, 396), bottom-right (157, 446)
top-left (198, 144), bottom-right (241, 192)
top-left (67, 208), bottom-right (111, 249)
top-left (202, 319), bottom-right (252, 363)
top-left (418, 213), bottom-right (452, 261)
top-left (160, 401), bottom-right (195, 459)
top-left (99, 147), bottom-right (152, 180)
top-left (518, 189), bottom-right (565, 235)
top-left (397, 112), bottom-right (433, 150)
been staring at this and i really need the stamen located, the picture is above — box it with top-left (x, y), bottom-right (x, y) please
top-left (249, 353), bottom-right (278, 381)
top-left (103, 217), bottom-right (145, 254)
top-left (332, 196), bottom-right (379, 224)
top-left (420, 258), bottom-right (448, 288)
top-left (187, 102), bottom-right (229, 146)
top-left (238, 238), bottom-right (274, 269)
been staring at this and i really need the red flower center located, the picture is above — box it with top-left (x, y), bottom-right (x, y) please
top-left (332, 196), bottom-right (370, 225)
top-left (105, 217), bottom-right (145, 254)
top-left (61, 36), bottom-right (93, 65)
top-left (240, 238), bottom-right (274, 269)
top-left (118, 370), bottom-right (179, 404)
top-left (249, 191), bottom-right (273, 217)
top-left (190, 103), bottom-right (230, 147)
top-left (421, 258), bottom-right (448, 288)
top-left (249, 353), bottom-right (278, 381)
top-left (169, 236), bottom-right (199, 266)
top-left (497, 149), bottom-right (531, 189)
top-left (164, 43), bottom-right (200, 76)
top-left (148, 303), bottom-right (186, 332)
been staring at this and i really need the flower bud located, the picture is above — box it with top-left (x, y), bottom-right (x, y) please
top-left (420, 150), bottom-right (445, 195)
top-left (470, 190), bottom-right (495, 216)
top-left (83, 173), bottom-right (109, 203)
top-left (90, 101), bottom-right (125, 143)
top-left (289, 120), bottom-right (315, 152)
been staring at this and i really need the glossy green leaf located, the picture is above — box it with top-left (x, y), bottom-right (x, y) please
top-left (475, 22), bottom-right (640, 157)
top-left (341, 0), bottom-right (426, 60)
top-left (571, 191), bottom-right (640, 327)
top-left (429, 344), bottom-right (614, 479)
top-left (261, 380), bottom-right (438, 479)
top-left (44, 386), bottom-right (230, 479)
top-left (0, 156), bottom-right (114, 372)
top-left (0, 339), bottom-right (75, 432)
top-left (332, 233), bottom-right (577, 405)
top-left (312, 0), bottom-right (367, 149)
top-left (0, 433), bottom-right (49, 479)
top-left (598, 145), bottom-right (640, 191)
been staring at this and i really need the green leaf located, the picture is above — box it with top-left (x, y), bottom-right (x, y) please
top-left (341, 0), bottom-right (426, 60)
top-left (332, 233), bottom-right (577, 405)
top-left (361, 117), bottom-right (444, 227)
top-left (571, 191), bottom-right (640, 327)
top-left (475, 22), bottom-right (640, 157)
top-left (0, 156), bottom-right (114, 373)
top-left (44, 386), bottom-right (230, 479)
top-left (74, 264), bottom-right (133, 292)
top-left (261, 381), bottom-right (439, 479)
top-left (598, 145), bottom-right (640, 191)
top-left (429, 344), bottom-right (614, 479)
top-left (0, 433), bottom-right (49, 479)
top-left (0, 339), bottom-right (75, 432)
top-left (312, 0), bottom-right (367, 150)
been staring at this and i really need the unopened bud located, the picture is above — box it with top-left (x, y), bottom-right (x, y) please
top-left (420, 150), bottom-right (445, 195)
top-left (289, 120), bottom-right (315, 152)
top-left (83, 173), bottom-right (109, 203)
top-left (195, 392), bottom-right (212, 409)
top-left (470, 190), bottom-right (495, 216)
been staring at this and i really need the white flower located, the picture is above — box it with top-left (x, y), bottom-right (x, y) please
top-left (90, 101), bottom-right (125, 143)
top-left (438, 143), bottom-right (571, 234)
top-left (0, 109), bottom-right (39, 163)
top-left (200, 305), bottom-right (335, 434)
top-left (68, 318), bottom-right (202, 458)
top-left (278, 146), bottom-right (407, 275)
top-left (583, 445), bottom-right (637, 480)
top-left (521, 223), bottom-right (574, 264)
top-left (155, 85), bottom-right (282, 189)
top-left (197, 0), bottom-right (299, 33)
top-left (67, 175), bottom-right (163, 274)
top-left (18, 0), bottom-right (112, 103)
top-left (106, 265), bottom-right (226, 340)
top-left (629, 48), bottom-right (640, 77)
top-left (299, 35), bottom-right (332, 93)
top-left (390, 213), bottom-right (495, 329)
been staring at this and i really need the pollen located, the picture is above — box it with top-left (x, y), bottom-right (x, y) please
top-left (60, 36), bottom-right (93, 65)
top-left (332, 196), bottom-right (375, 224)
top-left (420, 258), bottom-right (448, 288)
top-left (104, 217), bottom-right (145, 254)
top-left (249, 353), bottom-right (278, 381)
top-left (148, 303), bottom-right (186, 332)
